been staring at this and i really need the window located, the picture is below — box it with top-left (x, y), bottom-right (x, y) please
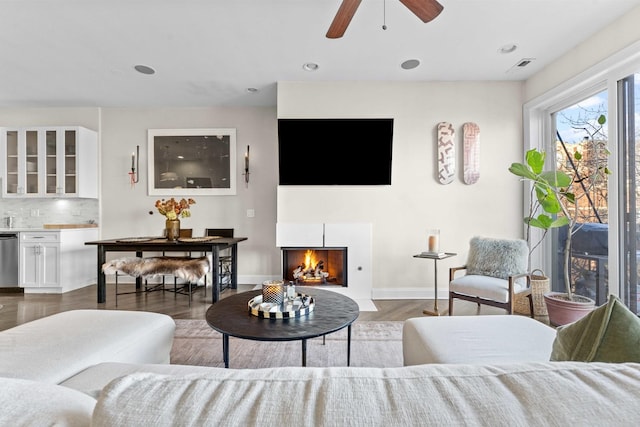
top-left (551, 91), bottom-right (609, 306)
top-left (524, 41), bottom-right (640, 315)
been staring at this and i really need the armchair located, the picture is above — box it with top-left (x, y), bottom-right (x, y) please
top-left (448, 236), bottom-right (533, 316)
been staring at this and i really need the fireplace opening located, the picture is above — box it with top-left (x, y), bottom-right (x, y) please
top-left (281, 247), bottom-right (347, 286)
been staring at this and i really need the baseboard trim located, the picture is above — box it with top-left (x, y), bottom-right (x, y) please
top-left (372, 287), bottom-right (446, 300)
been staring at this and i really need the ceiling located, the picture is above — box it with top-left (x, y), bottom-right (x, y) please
top-left (1, 0), bottom-right (639, 108)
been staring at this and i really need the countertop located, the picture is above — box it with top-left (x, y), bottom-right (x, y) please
top-left (0, 224), bottom-right (99, 232)
top-left (43, 224), bottom-right (99, 229)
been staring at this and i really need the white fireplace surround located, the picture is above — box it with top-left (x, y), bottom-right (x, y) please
top-left (275, 223), bottom-right (372, 300)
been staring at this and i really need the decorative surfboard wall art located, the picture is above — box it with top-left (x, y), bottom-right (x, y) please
top-left (463, 122), bottom-right (480, 184)
top-left (437, 121), bottom-right (455, 184)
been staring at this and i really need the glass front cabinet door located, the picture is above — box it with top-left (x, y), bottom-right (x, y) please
top-left (0, 126), bottom-right (97, 198)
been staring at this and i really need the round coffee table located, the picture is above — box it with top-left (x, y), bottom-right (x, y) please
top-left (205, 287), bottom-right (359, 368)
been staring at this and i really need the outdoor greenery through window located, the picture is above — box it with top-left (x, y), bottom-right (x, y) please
top-left (551, 90), bottom-right (609, 306)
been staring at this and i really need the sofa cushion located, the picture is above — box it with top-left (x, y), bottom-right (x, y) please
top-left (91, 362), bottom-right (640, 426)
top-left (0, 309), bottom-right (175, 384)
top-left (466, 236), bottom-right (528, 279)
top-left (0, 377), bottom-right (95, 427)
top-left (449, 274), bottom-right (528, 302)
top-left (61, 362), bottom-right (221, 398)
top-left (551, 295), bottom-right (640, 362)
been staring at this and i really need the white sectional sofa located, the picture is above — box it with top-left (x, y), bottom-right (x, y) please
top-left (1, 309), bottom-right (640, 426)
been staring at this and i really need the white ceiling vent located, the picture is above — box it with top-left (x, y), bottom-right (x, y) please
top-left (516, 58), bottom-right (535, 67)
top-left (506, 58), bottom-right (536, 74)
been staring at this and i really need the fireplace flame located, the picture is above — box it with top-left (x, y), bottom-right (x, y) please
top-left (294, 250), bottom-right (329, 283)
top-left (304, 250), bottom-right (316, 269)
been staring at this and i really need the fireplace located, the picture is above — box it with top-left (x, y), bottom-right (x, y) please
top-left (281, 247), bottom-right (347, 286)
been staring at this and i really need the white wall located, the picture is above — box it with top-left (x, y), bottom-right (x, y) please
top-left (525, 5), bottom-right (640, 102)
top-left (277, 81), bottom-right (525, 298)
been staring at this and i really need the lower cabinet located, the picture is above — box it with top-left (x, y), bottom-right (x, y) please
top-left (20, 228), bottom-right (99, 293)
top-left (20, 233), bottom-right (60, 288)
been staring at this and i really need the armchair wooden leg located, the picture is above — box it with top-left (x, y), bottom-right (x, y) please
top-left (448, 293), bottom-right (454, 316)
top-left (528, 294), bottom-right (534, 318)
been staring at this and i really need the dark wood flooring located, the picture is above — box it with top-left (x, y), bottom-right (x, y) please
top-left (0, 284), bottom-right (513, 331)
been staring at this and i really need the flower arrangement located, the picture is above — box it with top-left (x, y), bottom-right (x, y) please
top-left (154, 198), bottom-right (196, 220)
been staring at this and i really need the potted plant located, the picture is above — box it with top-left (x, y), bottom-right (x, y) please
top-left (509, 114), bottom-right (610, 325)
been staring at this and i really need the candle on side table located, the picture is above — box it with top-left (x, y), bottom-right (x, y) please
top-left (428, 229), bottom-right (440, 252)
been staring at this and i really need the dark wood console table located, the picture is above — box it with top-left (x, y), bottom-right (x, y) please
top-left (85, 237), bottom-right (247, 304)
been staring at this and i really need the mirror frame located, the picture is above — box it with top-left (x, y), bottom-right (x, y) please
top-left (147, 128), bottom-right (237, 196)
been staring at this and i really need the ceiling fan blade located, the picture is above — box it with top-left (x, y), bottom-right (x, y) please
top-left (326, 0), bottom-right (362, 39)
top-left (399, 0), bottom-right (444, 23)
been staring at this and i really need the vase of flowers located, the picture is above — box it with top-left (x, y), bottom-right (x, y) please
top-left (165, 219), bottom-right (180, 241)
top-left (154, 198), bottom-right (196, 241)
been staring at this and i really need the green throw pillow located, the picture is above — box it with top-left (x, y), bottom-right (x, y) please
top-left (550, 295), bottom-right (640, 363)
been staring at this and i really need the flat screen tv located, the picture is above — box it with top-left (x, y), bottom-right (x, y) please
top-left (278, 118), bottom-right (394, 185)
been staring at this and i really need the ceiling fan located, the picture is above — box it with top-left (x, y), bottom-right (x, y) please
top-left (326, 0), bottom-right (444, 39)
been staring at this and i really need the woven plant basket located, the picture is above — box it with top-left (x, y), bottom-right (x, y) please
top-left (514, 269), bottom-right (550, 316)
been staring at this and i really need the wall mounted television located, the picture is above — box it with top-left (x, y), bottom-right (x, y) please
top-left (278, 118), bottom-right (394, 185)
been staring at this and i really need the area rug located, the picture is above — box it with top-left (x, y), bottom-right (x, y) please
top-left (171, 319), bottom-right (403, 369)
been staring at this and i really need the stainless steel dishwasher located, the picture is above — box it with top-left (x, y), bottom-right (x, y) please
top-left (0, 232), bottom-right (19, 287)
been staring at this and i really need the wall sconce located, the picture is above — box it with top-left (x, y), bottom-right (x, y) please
top-left (243, 145), bottom-right (250, 187)
top-left (129, 145), bottom-right (140, 187)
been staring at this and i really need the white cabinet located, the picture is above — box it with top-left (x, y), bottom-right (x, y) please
top-left (19, 228), bottom-right (99, 293)
top-left (0, 126), bottom-right (98, 198)
top-left (20, 232), bottom-right (60, 288)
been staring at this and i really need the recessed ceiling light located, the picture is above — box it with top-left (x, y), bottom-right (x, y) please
top-left (134, 64), bottom-right (156, 75)
top-left (498, 44), bottom-right (518, 54)
top-left (401, 59), bottom-right (420, 70)
top-left (302, 62), bottom-right (319, 71)
top-left (246, 87), bottom-right (258, 93)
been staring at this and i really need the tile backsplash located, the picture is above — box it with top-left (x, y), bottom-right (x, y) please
top-left (0, 198), bottom-right (99, 228)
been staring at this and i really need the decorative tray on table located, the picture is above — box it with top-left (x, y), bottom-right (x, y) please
top-left (248, 293), bottom-right (315, 319)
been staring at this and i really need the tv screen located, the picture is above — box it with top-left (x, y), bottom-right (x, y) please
top-left (278, 118), bottom-right (394, 185)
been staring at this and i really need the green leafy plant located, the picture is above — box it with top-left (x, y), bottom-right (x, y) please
top-left (509, 114), bottom-right (610, 301)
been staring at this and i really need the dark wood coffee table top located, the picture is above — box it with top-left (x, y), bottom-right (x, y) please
top-left (205, 287), bottom-right (359, 341)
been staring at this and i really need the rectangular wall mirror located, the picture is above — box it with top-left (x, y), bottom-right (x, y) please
top-left (148, 128), bottom-right (237, 196)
